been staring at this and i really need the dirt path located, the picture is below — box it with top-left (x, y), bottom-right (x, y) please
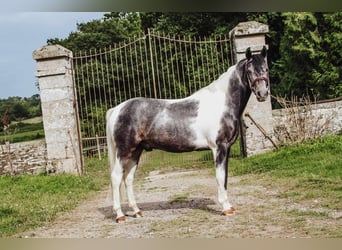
top-left (18, 169), bottom-right (341, 238)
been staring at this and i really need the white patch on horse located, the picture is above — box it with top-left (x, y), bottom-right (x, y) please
top-left (192, 88), bottom-right (226, 150)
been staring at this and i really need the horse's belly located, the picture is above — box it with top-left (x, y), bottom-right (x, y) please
top-left (145, 121), bottom-right (202, 152)
top-left (142, 133), bottom-right (203, 153)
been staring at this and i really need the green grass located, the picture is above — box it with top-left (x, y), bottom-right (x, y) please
top-left (12, 117), bottom-right (43, 124)
top-left (229, 135), bottom-right (342, 177)
top-left (0, 157), bottom-right (109, 237)
top-left (169, 193), bottom-right (190, 204)
top-left (228, 135), bottom-right (342, 210)
top-left (1, 134), bottom-right (341, 237)
top-left (0, 120), bottom-right (44, 144)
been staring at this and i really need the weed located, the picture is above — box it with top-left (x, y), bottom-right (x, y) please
top-left (169, 193), bottom-right (190, 204)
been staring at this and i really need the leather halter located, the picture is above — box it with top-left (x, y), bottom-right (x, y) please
top-left (251, 76), bottom-right (269, 87)
top-left (245, 59), bottom-right (269, 88)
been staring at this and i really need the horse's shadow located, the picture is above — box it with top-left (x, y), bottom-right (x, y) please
top-left (99, 197), bottom-right (220, 219)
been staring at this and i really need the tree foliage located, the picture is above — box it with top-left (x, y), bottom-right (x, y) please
top-left (272, 12), bottom-right (341, 100)
top-left (0, 95), bottom-right (42, 131)
top-left (47, 12), bottom-right (341, 101)
top-left (314, 12), bottom-right (342, 98)
top-left (43, 12), bottom-right (342, 138)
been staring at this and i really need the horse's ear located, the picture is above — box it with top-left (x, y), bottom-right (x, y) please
top-left (261, 46), bottom-right (267, 58)
top-left (246, 47), bottom-right (252, 60)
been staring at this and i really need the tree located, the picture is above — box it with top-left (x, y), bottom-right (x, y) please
top-left (272, 12), bottom-right (341, 100)
top-left (272, 13), bottom-right (320, 98)
top-left (47, 12), bottom-right (341, 107)
top-left (140, 12), bottom-right (248, 36)
top-left (0, 95), bottom-right (41, 123)
top-left (12, 103), bottom-right (29, 119)
top-left (314, 12), bottom-right (342, 99)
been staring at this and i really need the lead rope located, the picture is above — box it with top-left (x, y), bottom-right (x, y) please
top-left (244, 112), bottom-right (278, 149)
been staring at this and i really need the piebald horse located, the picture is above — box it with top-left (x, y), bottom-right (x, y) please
top-left (106, 46), bottom-right (270, 223)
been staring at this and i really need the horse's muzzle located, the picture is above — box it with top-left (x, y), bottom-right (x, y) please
top-left (252, 76), bottom-right (269, 102)
top-left (256, 94), bottom-right (268, 102)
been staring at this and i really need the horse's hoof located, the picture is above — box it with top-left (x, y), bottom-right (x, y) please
top-left (222, 207), bottom-right (235, 216)
top-left (115, 216), bottom-right (126, 223)
top-left (133, 211), bottom-right (143, 218)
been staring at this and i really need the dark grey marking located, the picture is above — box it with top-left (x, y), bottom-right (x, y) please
top-left (114, 98), bottom-right (200, 165)
top-left (215, 60), bottom-right (251, 166)
top-left (214, 46), bottom-right (269, 191)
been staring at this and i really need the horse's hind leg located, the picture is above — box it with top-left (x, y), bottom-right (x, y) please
top-left (124, 163), bottom-right (143, 218)
top-left (123, 147), bottom-right (143, 218)
top-left (111, 159), bottom-right (126, 223)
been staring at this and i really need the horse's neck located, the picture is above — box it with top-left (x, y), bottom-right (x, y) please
top-left (205, 64), bottom-right (251, 118)
top-left (205, 66), bottom-right (235, 93)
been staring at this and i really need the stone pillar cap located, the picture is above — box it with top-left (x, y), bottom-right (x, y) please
top-left (230, 21), bottom-right (269, 36)
top-left (33, 44), bottom-right (72, 61)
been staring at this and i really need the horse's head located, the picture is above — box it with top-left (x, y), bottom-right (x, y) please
top-left (245, 46), bottom-right (269, 102)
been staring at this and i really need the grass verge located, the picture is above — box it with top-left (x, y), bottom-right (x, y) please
top-left (0, 157), bottom-right (109, 237)
top-left (228, 135), bottom-right (342, 210)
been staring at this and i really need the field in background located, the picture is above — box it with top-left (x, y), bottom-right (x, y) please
top-left (0, 117), bottom-right (44, 144)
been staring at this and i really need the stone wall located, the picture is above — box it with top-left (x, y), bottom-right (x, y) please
top-left (0, 140), bottom-right (48, 175)
top-left (272, 100), bottom-right (342, 144)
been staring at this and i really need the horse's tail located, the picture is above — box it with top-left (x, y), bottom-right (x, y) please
top-left (106, 107), bottom-right (127, 203)
top-left (106, 108), bottom-right (116, 172)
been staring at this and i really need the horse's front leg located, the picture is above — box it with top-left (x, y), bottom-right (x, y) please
top-left (215, 146), bottom-right (235, 215)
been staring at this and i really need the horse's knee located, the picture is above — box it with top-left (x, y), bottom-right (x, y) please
top-left (125, 173), bottom-right (134, 185)
top-left (124, 173), bottom-right (134, 184)
top-left (124, 165), bottom-right (137, 183)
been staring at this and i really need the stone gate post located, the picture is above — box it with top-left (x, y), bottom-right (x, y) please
top-left (33, 45), bottom-right (84, 174)
top-left (229, 21), bottom-right (275, 156)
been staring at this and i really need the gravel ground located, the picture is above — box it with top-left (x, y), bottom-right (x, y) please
top-left (18, 169), bottom-right (342, 238)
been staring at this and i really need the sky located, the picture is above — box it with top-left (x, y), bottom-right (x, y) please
top-left (0, 12), bottom-right (106, 99)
